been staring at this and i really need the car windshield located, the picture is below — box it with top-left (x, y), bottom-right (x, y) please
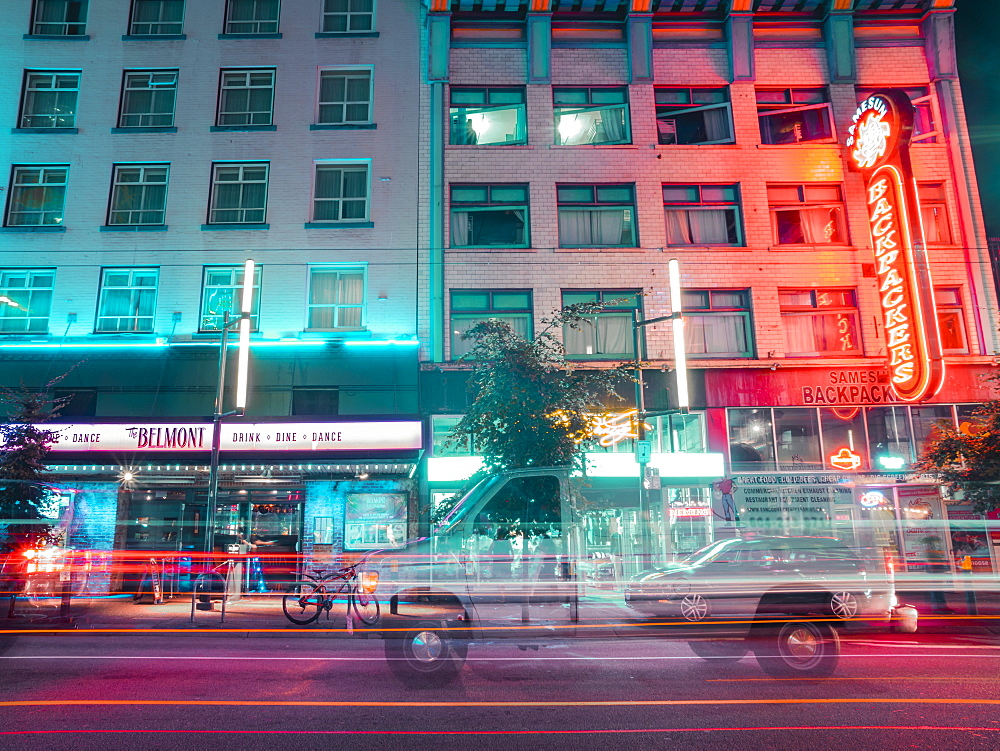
top-left (681, 538), bottom-right (745, 565)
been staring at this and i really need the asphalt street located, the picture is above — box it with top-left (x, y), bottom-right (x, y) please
top-left (1, 629), bottom-right (999, 750)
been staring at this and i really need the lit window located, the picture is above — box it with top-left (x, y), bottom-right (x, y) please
top-left (557, 184), bottom-right (635, 247)
top-left (321, 0), bottom-right (373, 33)
top-left (767, 184), bottom-right (847, 246)
top-left (919, 182), bottom-right (952, 244)
top-left (0, 269), bottom-right (55, 334)
top-left (682, 289), bottom-right (753, 358)
top-left (561, 290), bottom-right (640, 358)
top-left (225, 0), bottom-right (279, 34)
top-left (935, 287), bottom-right (968, 354)
top-left (209, 162), bottom-right (268, 224)
top-left (31, 0), bottom-right (88, 36)
top-left (779, 288), bottom-right (861, 357)
top-left (449, 87), bottom-right (526, 145)
top-left (129, 0), bottom-right (184, 35)
top-left (756, 87), bottom-right (833, 144)
top-left (200, 265), bottom-right (261, 331)
top-left (317, 69), bottom-right (372, 125)
top-left (119, 70), bottom-right (177, 128)
top-left (554, 87), bottom-right (630, 145)
top-left (308, 267), bottom-right (365, 330)
top-left (450, 289), bottom-right (532, 359)
top-left (108, 164), bottom-right (169, 226)
top-left (654, 87), bottom-right (733, 145)
top-left (663, 184), bottom-right (742, 246)
top-left (20, 71), bottom-right (80, 129)
top-left (217, 69), bottom-right (275, 126)
top-left (96, 268), bottom-right (158, 333)
top-left (450, 185), bottom-right (528, 248)
top-left (313, 164), bottom-right (369, 222)
top-left (5, 165), bottom-right (68, 227)
top-left (857, 86), bottom-right (940, 143)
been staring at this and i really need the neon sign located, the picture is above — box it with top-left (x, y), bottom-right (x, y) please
top-left (859, 491), bottom-right (888, 508)
top-left (829, 447), bottom-right (862, 471)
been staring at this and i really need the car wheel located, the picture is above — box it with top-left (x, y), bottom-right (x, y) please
top-left (688, 640), bottom-right (747, 663)
top-left (755, 621), bottom-right (840, 678)
top-left (385, 620), bottom-right (468, 687)
top-left (829, 591), bottom-right (859, 620)
top-left (679, 593), bottom-right (709, 622)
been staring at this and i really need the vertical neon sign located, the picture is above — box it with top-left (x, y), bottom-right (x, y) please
top-left (846, 90), bottom-right (944, 402)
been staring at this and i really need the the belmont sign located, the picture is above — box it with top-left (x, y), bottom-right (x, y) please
top-left (846, 90), bottom-right (944, 402)
top-left (40, 421), bottom-right (422, 452)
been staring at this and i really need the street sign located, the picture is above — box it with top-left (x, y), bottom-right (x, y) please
top-left (636, 440), bottom-right (652, 464)
top-left (643, 466), bottom-right (660, 490)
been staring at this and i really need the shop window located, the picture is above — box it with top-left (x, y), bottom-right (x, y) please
top-left (317, 68), bottom-right (372, 125)
top-left (129, 1), bottom-right (185, 35)
top-left (345, 493), bottom-right (407, 550)
top-left (450, 289), bottom-right (532, 359)
top-left (20, 70), bottom-right (80, 129)
top-left (557, 184), bottom-right (636, 247)
top-left (292, 388), bottom-right (339, 415)
top-left (919, 183), bottom-right (952, 244)
top-left (321, 0), bottom-right (374, 33)
top-left (224, 0), bottom-right (279, 34)
top-left (651, 413), bottom-right (706, 453)
top-left (431, 415), bottom-right (473, 455)
top-left (312, 163), bottom-right (369, 222)
top-left (728, 408), bottom-right (776, 470)
top-left (857, 86), bottom-right (940, 143)
top-left (200, 264), bottom-right (262, 331)
top-left (911, 404), bottom-right (954, 456)
top-left (756, 87), bottom-right (834, 144)
top-left (0, 268), bottom-right (55, 333)
top-left (682, 289), bottom-right (753, 358)
top-left (820, 407), bottom-right (867, 471)
top-left (96, 267), bottom-right (158, 333)
top-left (217, 68), bottom-right (275, 126)
top-left (119, 70), bottom-right (177, 128)
top-left (449, 87), bottom-right (526, 145)
top-left (313, 517), bottom-right (336, 545)
top-left (307, 266), bottom-right (365, 330)
top-left (934, 287), bottom-right (968, 354)
top-left (775, 408), bottom-right (822, 469)
top-left (664, 184), bottom-right (741, 246)
top-left (866, 406), bottom-right (914, 469)
top-left (779, 288), bottom-right (861, 357)
top-left (450, 185), bottom-right (528, 248)
top-left (768, 184), bottom-right (847, 246)
top-left (654, 87), bottom-right (734, 145)
top-left (31, 0), bottom-right (88, 35)
top-left (561, 290), bottom-right (640, 359)
top-left (6, 165), bottom-right (69, 227)
top-left (108, 164), bottom-right (169, 226)
top-left (554, 87), bottom-right (630, 145)
top-left (209, 162), bottom-right (268, 224)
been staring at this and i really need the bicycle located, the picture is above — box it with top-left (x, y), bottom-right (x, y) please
top-left (281, 565), bottom-right (380, 626)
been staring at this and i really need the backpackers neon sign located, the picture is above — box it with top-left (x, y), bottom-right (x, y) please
top-left (847, 91), bottom-right (944, 402)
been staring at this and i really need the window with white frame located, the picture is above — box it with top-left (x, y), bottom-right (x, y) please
top-left (317, 69), bottom-right (372, 124)
top-left (450, 289), bottom-right (532, 358)
top-left (450, 184), bottom-right (528, 247)
top-left (654, 87), bottom-right (733, 145)
top-left (0, 269), bottom-right (55, 334)
top-left (919, 182), bottom-right (952, 244)
top-left (321, 0), bottom-right (373, 33)
top-left (313, 163), bottom-right (369, 222)
top-left (683, 289), bottom-right (754, 358)
top-left (129, 0), bottom-right (184, 35)
top-left (200, 265), bottom-right (262, 331)
top-left (554, 87), bottom-right (630, 145)
top-left (224, 0), bottom-right (279, 34)
top-left (31, 0), bottom-right (88, 35)
top-left (20, 71), bottom-right (79, 129)
top-left (779, 288), bottom-right (860, 357)
top-left (119, 70), bottom-right (177, 128)
top-left (96, 268), bottom-right (158, 333)
top-left (449, 87), bottom-right (526, 145)
top-left (857, 86), bottom-right (940, 143)
top-left (768, 184), bottom-right (847, 246)
top-left (557, 184), bottom-right (635, 247)
top-left (5, 165), bottom-right (69, 227)
top-left (663, 184), bottom-right (742, 246)
top-left (209, 162), bottom-right (268, 224)
top-left (561, 290), bottom-right (640, 358)
top-left (307, 267), bottom-right (365, 330)
top-left (935, 287), bottom-right (968, 354)
top-left (108, 164), bottom-right (169, 226)
top-left (757, 87), bottom-right (834, 144)
top-left (217, 69), bottom-right (275, 126)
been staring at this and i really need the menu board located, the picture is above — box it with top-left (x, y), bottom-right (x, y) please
top-left (344, 493), bottom-right (407, 550)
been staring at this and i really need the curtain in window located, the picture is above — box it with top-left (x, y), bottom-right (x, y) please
top-left (336, 273), bottom-right (364, 328)
top-left (37, 1), bottom-right (66, 23)
top-left (689, 209), bottom-right (729, 244)
top-left (248, 87), bottom-right (273, 118)
top-left (450, 211), bottom-right (470, 245)
top-left (921, 206), bottom-right (946, 243)
top-left (600, 107), bottom-right (626, 143)
top-left (342, 170), bottom-right (366, 199)
top-left (453, 315), bottom-right (529, 357)
top-left (782, 315), bottom-right (816, 355)
top-left (798, 207), bottom-right (838, 243)
top-left (703, 106), bottom-right (730, 141)
top-left (597, 314), bottom-right (632, 355)
top-left (558, 209), bottom-right (624, 245)
top-left (664, 210), bottom-right (692, 245)
top-left (241, 182), bottom-right (266, 212)
top-left (685, 314), bottom-right (745, 355)
top-left (563, 319), bottom-right (594, 354)
top-left (309, 272), bottom-right (337, 328)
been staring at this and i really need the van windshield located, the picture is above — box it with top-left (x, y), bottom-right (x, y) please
top-left (433, 475), bottom-right (505, 534)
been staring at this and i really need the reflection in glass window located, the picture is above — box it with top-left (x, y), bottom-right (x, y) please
top-left (774, 408), bottom-right (822, 469)
top-left (554, 87), bottom-right (630, 145)
top-left (911, 405), bottom-right (953, 457)
top-left (728, 408), bottom-right (775, 470)
top-left (819, 408), bottom-right (867, 471)
top-left (655, 87), bottom-right (733, 145)
top-left (866, 406), bottom-right (913, 468)
top-left (779, 288), bottom-right (860, 356)
top-left (450, 87), bottom-right (526, 145)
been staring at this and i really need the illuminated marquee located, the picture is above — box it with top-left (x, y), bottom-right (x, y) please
top-left (846, 91), bottom-right (944, 402)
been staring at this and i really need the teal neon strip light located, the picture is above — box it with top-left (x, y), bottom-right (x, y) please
top-left (0, 339), bottom-right (420, 350)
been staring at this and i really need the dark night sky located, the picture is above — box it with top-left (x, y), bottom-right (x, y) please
top-left (955, 0), bottom-right (1000, 238)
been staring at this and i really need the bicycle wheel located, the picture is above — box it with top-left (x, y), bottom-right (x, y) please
top-left (282, 580), bottom-right (325, 625)
top-left (352, 586), bottom-right (381, 625)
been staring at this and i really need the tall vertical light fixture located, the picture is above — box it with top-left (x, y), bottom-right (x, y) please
top-left (668, 258), bottom-right (688, 412)
top-left (235, 259), bottom-right (254, 410)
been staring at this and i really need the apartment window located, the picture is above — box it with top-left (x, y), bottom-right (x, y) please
top-left (450, 185), bottom-right (528, 248)
top-left (756, 87), bottom-right (833, 144)
top-left (683, 290), bottom-right (753, 358)
top-left (450, 290), bottom-right (532, 358)
top-left (217, 69), bottom-right (275, 126)
top-left (200, 265), bottom-right (262, 331)
top-left (318, 69), bottom-right (372, 124)
top-left (322, 0), bottom-right (373, 32)
top-left (449, 87), bottom-right (526, 145)
top-left (108, 165), bottom-right (169, 226)
top-left (557, 184), bottom-right (635, 247)
top-left (561, 290), bottom-right (640, 358)
top-left (663, 184), bottom-right (741, 246)
top-left (225, 0), bottom-right (279, 34)
top-left (654, 87), bottom-right (733, 145)
top-left (20, 71), bottom-right (80, 129)
top-left (31, 0), bottom-right (88, 35)
top-left (313, 164), bottom-right (369, 222)
top-left (5, 166), bottom-right (68, 227)
top-left (308, 267), bottom-right (365, 330)
top-left (129, 0), bottom-right (184, 35)
top-left (857, 87), bottom-right (940, 143)
top-left (553, 87), bottom-right (630, 145)
top-left (119, 70), bottom-right (177, 128)
top-left (935, 287), bottom-right (968, 354)
top-left (0, 269), bottom-right (55, 334)
top-left (779, 289), bottom-right (860, 357)
top-left (96, 268), bottom-right (158, 333)
top-left (768, 184), bottom-right (847, 246)
top-left (209, 163), bottom-right (268, 224)
top-left (919, 182), bottom-right (952, 244)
